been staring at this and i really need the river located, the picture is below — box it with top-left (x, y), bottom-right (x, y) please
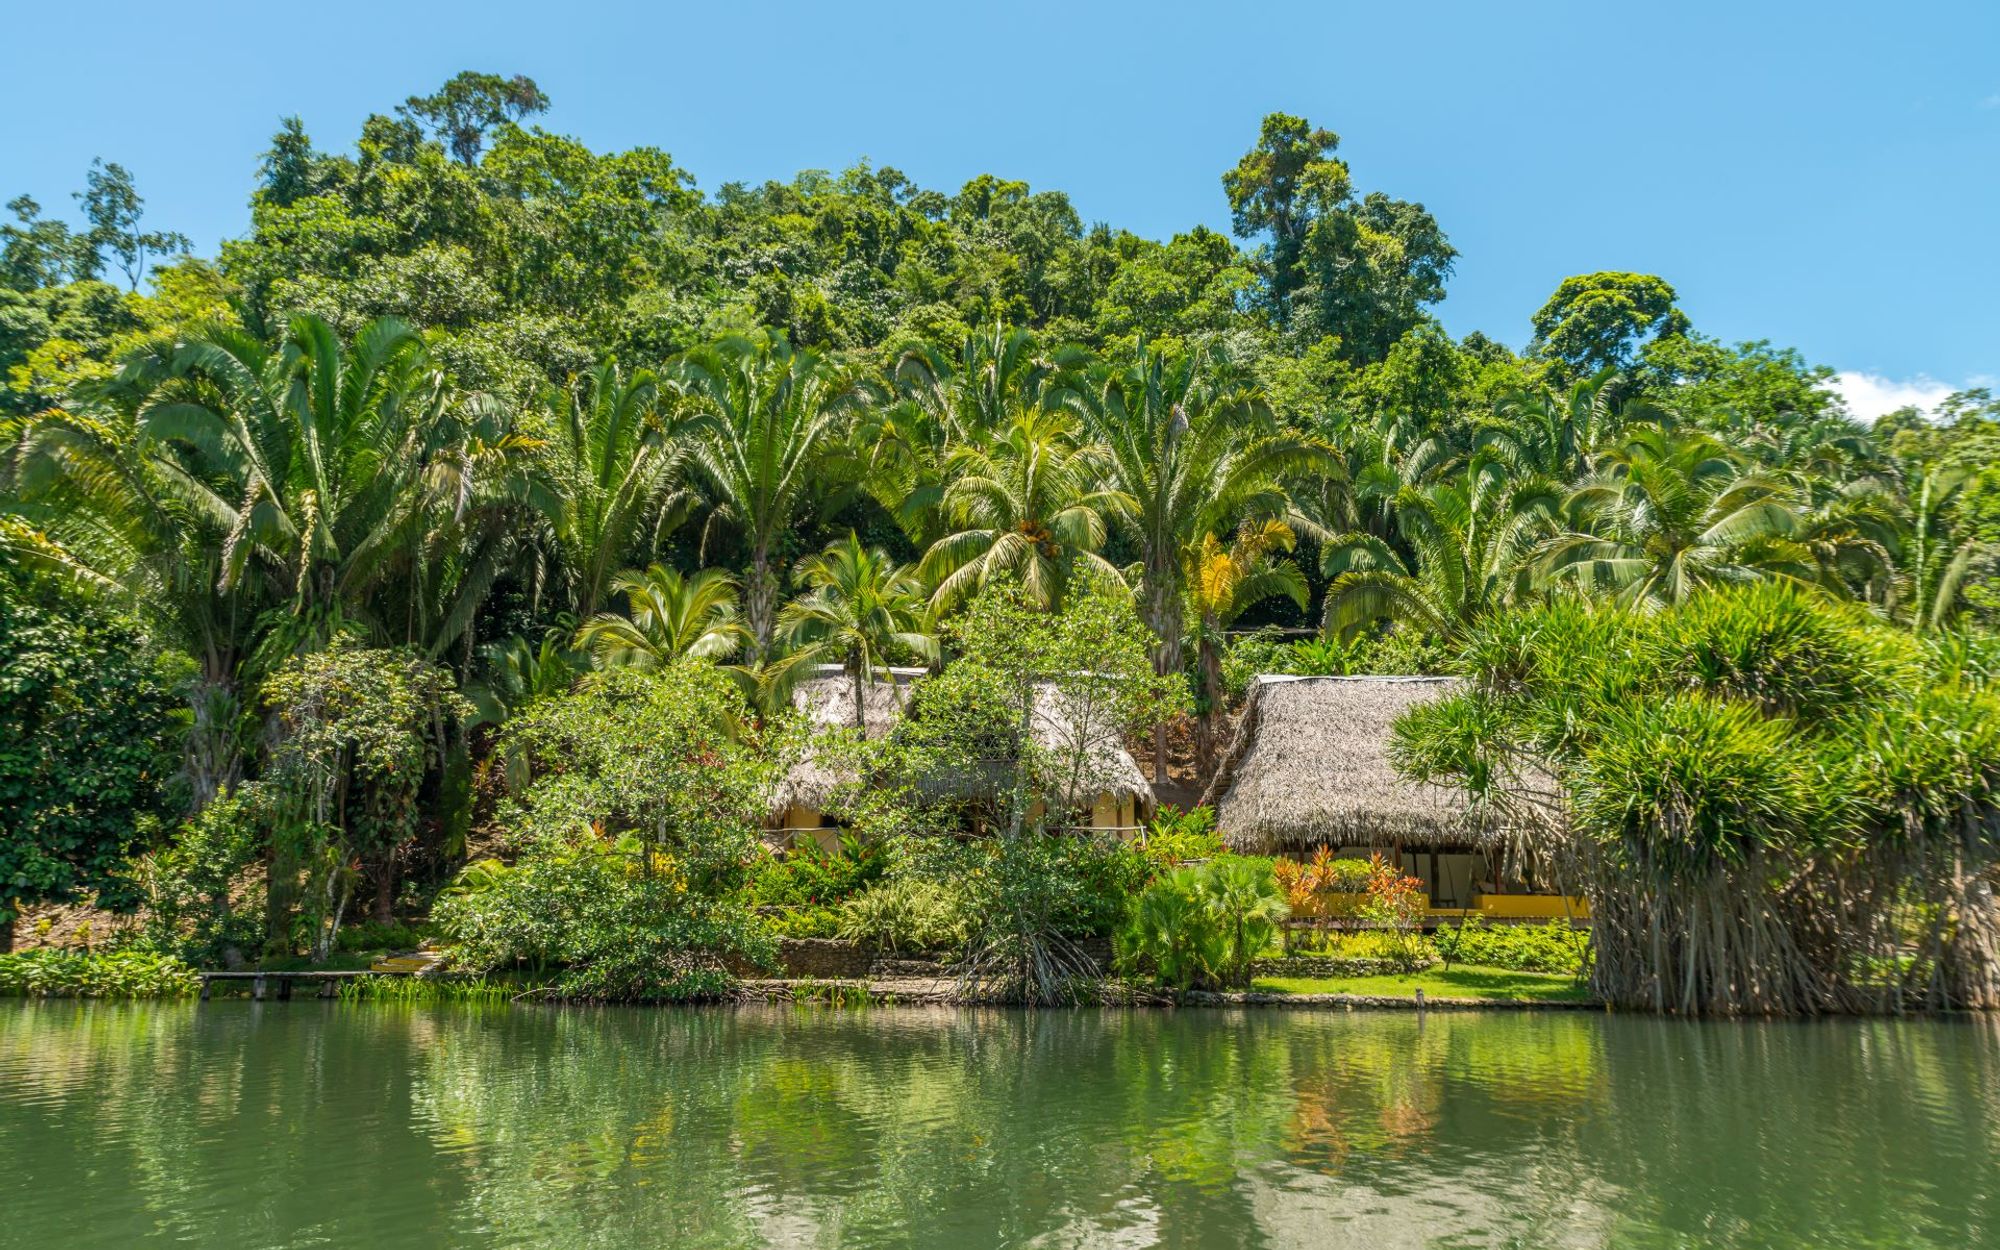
top-left (2, 1000), bottom-right (1996, 1248)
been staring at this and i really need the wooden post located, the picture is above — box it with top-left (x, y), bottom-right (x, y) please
top-left (276, 976), bottom-right (292, 1001)
top-left (199, 977), bottom-right (211, 1002)
top-left (252, 975), bottom-right (267, 1001)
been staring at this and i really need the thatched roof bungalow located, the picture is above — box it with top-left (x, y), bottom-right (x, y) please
top-left (1198, 675), bottom-right (1578, 916)
top-left (769, 668), bottom-right (1156, 848)
top-left (768, 665), bottom-right (923, 848)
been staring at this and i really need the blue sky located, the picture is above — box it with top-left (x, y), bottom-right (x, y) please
top-left (5, 1), bottom-right (1995, 416)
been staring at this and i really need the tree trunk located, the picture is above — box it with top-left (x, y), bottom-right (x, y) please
top-left (374, 853), bottom-right (396, 924)
top-left (748, 548), bottom-right (777, 662)
top-left (1196, 633), bottom-right (1225, 774)
top-left (1147, 569), bottom-right (1182, 786)
top-left (0, 910), bottom-right (14, 955)
top-left (186, 669), bottom-right (243, 813)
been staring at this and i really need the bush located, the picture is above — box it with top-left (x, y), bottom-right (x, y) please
top-left (1139, 805), bottom-right (1223, 865)
top-left (764, 907), bottom-right (842, 939)
top-left (836, 878), bottom-right (965, 953)
top-left (335, 920), bottom-right (431, 953)
top-left (1272, 847), bottom-right (1375, 918)
top-left (742, 835), bottom-right (884, 910)
top-left (0, 948), bottom-right (200, 998)
top-left (1432, 916), bottom-right (1591, 977)
top-left (1115, 855), bottom-right (1289, 990)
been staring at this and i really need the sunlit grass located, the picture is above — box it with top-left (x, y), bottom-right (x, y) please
top-left (1251, 967), bottom-right (1594, 1003)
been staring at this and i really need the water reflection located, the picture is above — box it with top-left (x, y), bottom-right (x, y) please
top-left (4, 1002), bottom-right (1998, 1248)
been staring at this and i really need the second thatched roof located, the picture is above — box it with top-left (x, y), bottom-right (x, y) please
top-left (1199, 675), bottom-right (1498, 854)
top-left (770, 665), bottom-right (924, 817)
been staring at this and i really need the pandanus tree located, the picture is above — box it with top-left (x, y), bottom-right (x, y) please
top-left (919, 406), bottom-right (1132, 613)
top-left (1077, 342), bottom-right (1327, 780)
top-left (1537, 424), bottom-right (1814, 609)
top-left (767, 532), bottom-right (938, 728)
top-left (675, 332), bottom-right (864, 660)
top-left (1321, 452), bottom-right (1560, 644)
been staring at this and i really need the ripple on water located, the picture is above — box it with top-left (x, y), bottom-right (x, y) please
top-left (5, 1002), bottom-right (2000, 1248)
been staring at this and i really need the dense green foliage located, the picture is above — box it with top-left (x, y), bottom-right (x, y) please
top-left (1394, 584), bottom-right (2000, 1014)
top-left (1, 73), bottom-right (1993, 1007)
top-left (0, 566), bottom-right (178, 945)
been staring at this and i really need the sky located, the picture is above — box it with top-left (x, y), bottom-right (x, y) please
top-left (4, 1), bottom-right (1995, 418)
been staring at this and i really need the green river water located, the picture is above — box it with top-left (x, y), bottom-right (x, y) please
top-left (3, 1000), bottom-right (1997, 1248)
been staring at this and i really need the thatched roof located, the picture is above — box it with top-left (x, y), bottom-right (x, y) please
top-left (1199, 675), bottom-right (1497, 853)
top-left (914, 681), bottom-right (1154, 810)
top-left (769, 665), bottom-right (923, 816)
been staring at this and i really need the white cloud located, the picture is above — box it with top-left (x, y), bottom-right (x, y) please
top-left (1830, 371), bottom-right (1960, 421)
top-left (1983, 93), bottom-right (2000, 110)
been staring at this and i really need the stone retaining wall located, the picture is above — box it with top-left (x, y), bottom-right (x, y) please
top-left (1250, 954), bottom-right (1437, 978)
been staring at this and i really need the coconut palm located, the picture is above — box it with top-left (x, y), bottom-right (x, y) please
top-left (574, 565), bottom-right (750, 670)
top-left (766, 532), bottom-right (938, 728)
top-left (537, 362), bottom-right (692, 623)
top-left (675, 332), bottom-right (864, 659)
top-left (919, 407), bottom-right (1132, 612)
top-left (1186, 518), bottom-right (1309, 767)
top-left (860, 326), bottom-right (1079, 548)
top-left (1537, 424), bottom-right (1813, 610)
top-left (1322, 452), bottom-right (1560, 642)
top-left (1077, 342), bottom-right (1328, 779)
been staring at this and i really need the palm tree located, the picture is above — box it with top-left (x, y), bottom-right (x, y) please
top-left (1894, 465), bottom-right (1984, 633)
top-left (1537, 424), bottom-right (1812, 609)
top-left (767, 533), bottom-right (938, 729)
top-left (537, 362), bottom-right (692, 624)
top-left (134, 314), bottom-right (526, 657)
top-left (675, 332), bottom-right (863, 659)
top-left (12, 394), bottom-right (257, 806)
top-left (574, 565), bottom-right (750, 670)
top-left (1186, 518), bottom-right (1309, 767)
top-left (1078, 342), bottom-right (1327, 780)
top-left (1322, 452), bottom-right (1560, 643)
top-left (860, 326), bottom-right (1078, 549)
top-left (919, 407), bottom-right (1132, 612)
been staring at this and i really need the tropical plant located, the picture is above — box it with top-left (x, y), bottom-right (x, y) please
top-left (536, 362), bottom-right (692, 623)
top-left (575, 564), bottom-right (749, 670)
top-left (1322, 451), bottom-right (1558, 643)
top-left (675, 331), bottom-right (864, 658)
top-left (1115, 856), bottom-right (1288, 990)
top-left (1186, 517), bottom-right (1310, 765)
top-left (1077, 343), bottom-right (1323, 776)
top-left (766, 532), bottom-right (937, 724)
top-left (919, 407), bottom-right (1131, 612)
top-left (1537, 424), bottom-right (1814, 609)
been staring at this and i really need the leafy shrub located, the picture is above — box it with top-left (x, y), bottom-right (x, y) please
top-left (0, 948), bottom-right (200, 998)
top-left (142, 792), bottom-right (264, 966)
top-left (1140, 805), bottom-right (1223, 865)
top-left (1272, 847), bottom-right (1376, 918)
top-left (764, 907), bottom-right (842, 939)
top-left (742, 835), bottom-right (884, 910)
top-left (335, 920), bottom-right (431, 953)
top-left (1291, 929), bottom-right (1439, 966)
top-left (1433, 916), bottom-right (1591, 976)
top-left (1116, 855), bottom-right (1290, 990)
top-left (836, 878), bottom-right (965, 953)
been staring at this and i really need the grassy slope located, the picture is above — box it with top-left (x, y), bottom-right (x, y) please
top-left (1251, 967), bottom-right (1594, 1003)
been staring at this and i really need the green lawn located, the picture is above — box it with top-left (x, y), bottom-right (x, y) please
top-left (1250, 967), bottom-right (1594, 1003)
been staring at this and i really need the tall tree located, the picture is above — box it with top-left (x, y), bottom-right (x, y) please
top-left (1079, 342), bottom-right (1322, 780)
top-left (74, 159), bottom-right (190, 290)
top-left (398, 72), bottom-right (550, 166)
top-left (768, 532), bottom-right (937, 727)
top-left (1531, 272), bottom-right (1688, 383)
top-left (675, 331), bottom-right (863, 659)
